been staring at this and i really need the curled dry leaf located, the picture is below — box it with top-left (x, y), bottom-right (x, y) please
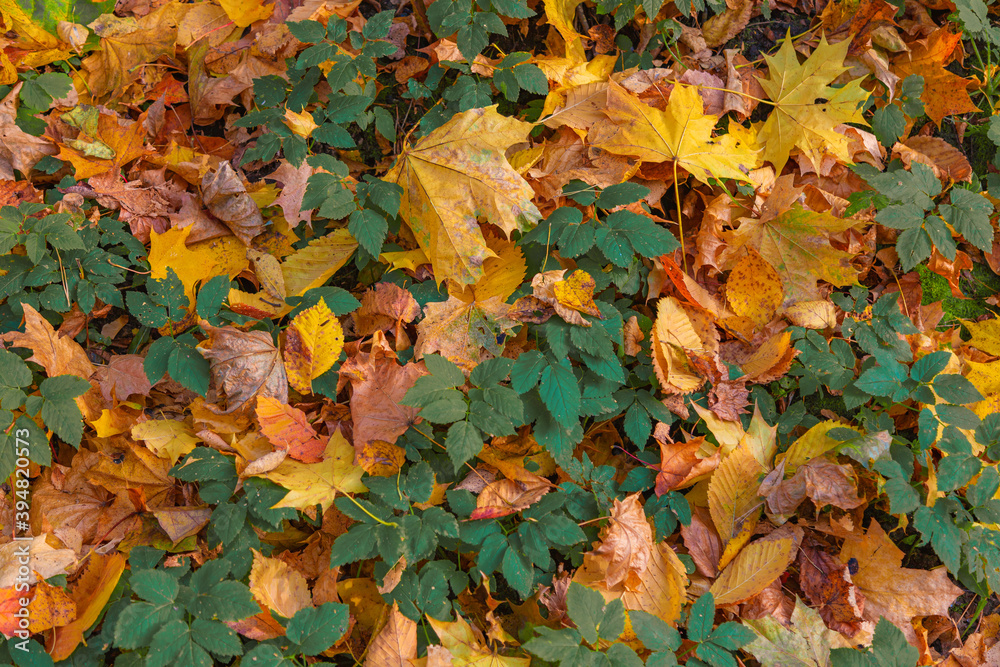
top-left (201, 162), bottom-right (265, 245)
top-left (764, 456), bottom-right (865, 517)
top-left (798, 542), bottom-right (868, 638)
top-left (48, 553), bottom-right (127, 661)
top-left (365, 602), bottom-right (417, 667)
top-left (469, 475), bottom-right (550, 520)
top-left (656, 434), bottom-right (721, 494)
top-left (528, 269), bottom-right (601, 327)
top-left (892, 136), bottom-right (972, 184)
top-left (353, 282), bottom-right (422, 343)
top-left (199, 322), bottom-right (288, 414)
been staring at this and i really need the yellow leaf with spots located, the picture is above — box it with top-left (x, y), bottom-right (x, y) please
top-left (450, 235), bottom-right (526, 304)
top-left (283, 297), bottom-right (345, 395)
top-left (131, 419), bottom-right (201, 465)
top-left (708, 439), bottom-right (768, 567)
top-left (219, 0), bottom-right (273, 27)
top-left (358, 440), bottom-right (407, 477)
top-left (961, 318), bottom-right (1000, 357)
top-left (553, 270), bottom-right (602, 320)
top-left (258, 429), bottom-right (366, 511)
top-left (27, 579), bottom-right (75, 633)
top-left (726, 250), bottom-right (783, 329)
top-left (967, 360), bottom-right (1000, 397)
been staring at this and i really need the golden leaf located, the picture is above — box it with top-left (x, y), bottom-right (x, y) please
top-left (283, 297), bottom-right (345, 395)
top-left (726, 250), bottom-right (783, 329)
top-left (249, 550), bottom-right (312, 619)
top-left (385, 106), bottom-right (542, 285)
top-left (282, 229), bottom-right (358, 298)
top-left (255, 396), bottom-right (328, 464)
top-left (259, 429), bottom-right (366, 511)
top-left (131, 420), bottom-right (201, 466)
top-left (710, 534), bottom-right (798, 605)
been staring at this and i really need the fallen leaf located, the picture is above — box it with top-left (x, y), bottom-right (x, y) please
top-left (0, 83), bottom-right (57, 179)
top-left (656, 435), bottom-right (721, 494)
top-left (256, 396), bottom-right (328, 463)
top-left (199, 322), bottom-right (289, 413)
top-left (756, 34), bottom-right (870, 172)
top-left (798, 542), bottom-right (868, 638)
top-left (709, 530), bottom-right (800, 605)
top-left (414, 295), bottom-right (518, 373)
top-left (131, 419), bottom-right (201, 465)
top-left (365, 602), bottom-right (417, 666)
top-left (202, 162), bottom-right (265, 245)
top-left (591, 81), bottom-right (757, 185)
top-left (27, 579), bottom-right (75, 633)
top-left (745, 596), bottom-right (852, 667)
top-left (708, 436), bottom-right (767, 563)
top-left (838, 520), bottom-right (962, 644)
top-left (97, 354), bottom-right (154, 402)
top-left (470, 475), bottom-right (550, 520)
top-left (283, 297), bottom-right (345, 395)
top-left (763, 457), bottom-right (865, 516)
top-left (726, 250), bottom-right (783, 329)
top-left (249, 549), bottom-right (312, 619)
top-left (385, 106), bottom-right (542, 285)
top-left (47, 553), bottom-right (126, 661)
top-left (891, 27), bottom-right (979, 126)
top-left (258, 428), bottom-right (366, 511)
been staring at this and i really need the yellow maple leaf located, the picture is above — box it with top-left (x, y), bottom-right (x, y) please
top-left (283, 297), bottom-right (345, 395)
top-left (385, 106), bottom-right (542, 286)
top-left (591, 81), bottom-right (757, 185)
top-left (131, 419), bottom-right (201, 466)
top-left (147, 226), bottom-right (248, 314)
top-left (258, 429), bottom-right (366, 511)
top-left (219, 0), bottom-right (274, 27)
top-left (755, 34), bottom-right (870, 172)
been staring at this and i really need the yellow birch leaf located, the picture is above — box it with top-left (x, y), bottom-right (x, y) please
top-left (259, 429), bottom-right (366, 511)
top-left (553, 270), bottom-right (602, 319)
top-left (283, 297), bottom-right (345, 395)
top-left (366, 602), bottom-right (417, 667)
top-left (708, 439), bottom-right (767, 562)
top-left (131, 420), bottom-right (201, 465)
top-left (591, 82), bottom-right (757, 185)
top-left (709, 535), bottom-right (797, 605)
top-left (961, 318), bottom-right (1000, 356)
top-left (218, 0), bottom-right (273, 27)
top-left (249, 549), bottom-right (312, 619)
top-left (384, 106), bottom-right (542, 286)
top-left (778, 421), bottom-right (841, 473)
top-left (726, 250), bottom-right (783, 329)
top-left (282, 229), bottom-right (358, 298)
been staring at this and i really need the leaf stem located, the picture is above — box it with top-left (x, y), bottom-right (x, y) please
top-left (341, 493), bottom-right (398, 527)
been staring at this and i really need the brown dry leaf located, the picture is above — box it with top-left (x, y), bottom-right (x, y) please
top-left (249, 549), bottom-right (313, 619)
top-left (469, 475), bottom-right (550, 520)
top-left (589, 493), bottom-right (653, 591)
top-left (202, 162), bottom-right (265, 245)
top-left (339, 331), bottom-right (428, 451)
top-left (892, 136), bottom-right (972, 183)
top-left (798, 542), bottom-right (868, 638)
top-left (764, 457), bottom-right (865, 516)
top-left (740, 330), bottom-right (800, 384)
top-left (839, 520), bottom-right (963, 644)
top-left (353, 282), bottom-right (422, 343)
top-left (153, 506), bottom-right (212, 543)
top-left (199, 322), bottom-right (288, 414)
top-left (365, 602), bottom-right (417, 667)
top-left (96, 354), bottom-right (154, 402)
top-left (0, 84), bottom-right (58, 179)
top-left (3, 303), bottom-right (95, 380)
top-left (708, 381), bottom-right (750, 421)
top-left (0, 537), bottom-right (76, 588)
top-left (680, 505), bottom-right (722, 578)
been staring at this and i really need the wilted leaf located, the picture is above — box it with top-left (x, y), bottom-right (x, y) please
top-left (199, 322), bottom-right (288, 413)
top-left (249, 550), bottom-right (312, 619)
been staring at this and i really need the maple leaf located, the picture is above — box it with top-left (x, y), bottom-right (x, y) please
top-left (591, 81), bottom-right (757, 185)
top-left (745, 596), bottom-right (852, 667)
top-left (385, 106), bottom-right (542, 286)
top-left (58, 110), bottom-right (150, 181)
top-left (756, 34), bottom-right (870, 172)
top-left (838, 520), bottom-right (962, 645)
top-left (259, 428), bottom-right (366, 511)
top-left (891, 27), bottom-right (979, 126)
top-left (147, 226), bottom-right (249, 316)
top-left (96, 354), bottom-right (154, 402)
top-left (283, 297), bottom-right (345, 395)
top-left (339, 331), bottom-right (427, 452)
top-left (353, 282), bottom-right (422, 345)
top-left (722, 178), bottom-right (861, 306)
top-left (131, 419), bottom-right (201, 465)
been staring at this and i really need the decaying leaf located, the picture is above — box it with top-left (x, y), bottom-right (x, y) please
top-left (199, 322), bottom-right (289, 413)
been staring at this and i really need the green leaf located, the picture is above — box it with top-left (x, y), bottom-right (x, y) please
top-left (190, 619), bottom-right (242, 657)
top-left (189, 580), bottom-right (259, 621)
top-left (940, 188), bottom-right (994, 253)
top-left (241, 645), bottom-right (294, 667)
top-left (566, 581), bottom-right (605, 643)
top-left (445, 420), bottom-right (482, 472)
top-left (424, 353), bottom-right (466, 388)
top-left (39, 374), bottom-right (91, 402)
top-left (168, 345), bottom-right (211, 397)
top-left (144, 336), bottom-right (177, 384)
top-left (687, 592), bottom-right (715, 642)
top-left (913, 504), bottom-right (963, 573)
top-left (539, 359), bottom-right (581, 421)
top-left (598, 183), bottom-right (650, 209)
top-left (210, 502), bottom-right (248, 546)
top-left (872, 617), bottom-right (919, 667)
top-left (708, 621), bottom-right (757, 650)
top-left (524, 627), bottom-right (591, 665)
top-left (286, 603), bottom-right (350, 655)
top-left (131, 569), bottom-right (179, 605)
top-left (146, 620), bottom-right (212, 667)
top-left (630, 610), bottom-right (682, 652)
top-left (40, 397), bottom-right (84, 447)
top-left (348, 208), bottom-right (388, 256)
top-left (933, 374), bottom-right (983, 404)
top-left (502, 546), bottom-right (534, 597)
top-left (512, 350), bottom-right (546, 393)
top-left (196, 274), bottom-right (230, 319)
